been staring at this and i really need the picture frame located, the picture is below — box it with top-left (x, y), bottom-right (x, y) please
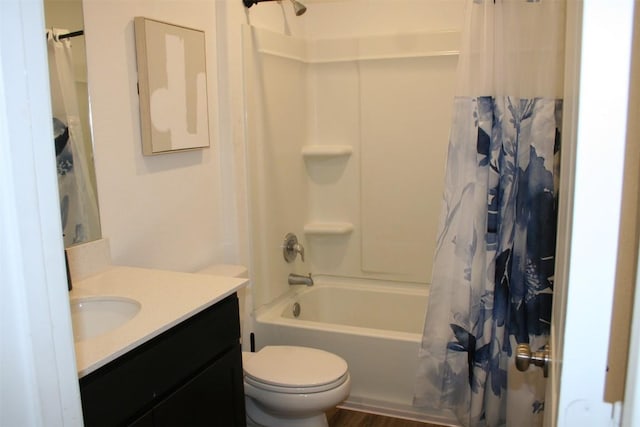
top-left (134, 17), bottom-right (211, 155)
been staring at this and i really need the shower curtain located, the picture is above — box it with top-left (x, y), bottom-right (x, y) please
top-left (47, 29), bottom-right (100, 247)
top-left (414, 1), bottom-right (565, 426)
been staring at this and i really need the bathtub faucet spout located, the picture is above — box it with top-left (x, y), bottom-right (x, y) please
top-left (288, 273), bottom-right (314, 286)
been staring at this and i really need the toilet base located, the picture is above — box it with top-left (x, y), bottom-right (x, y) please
top-left (245, 396), bottom-right (329, 427)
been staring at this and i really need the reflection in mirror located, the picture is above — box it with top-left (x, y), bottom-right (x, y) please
top-left (44, 0), bottom-right (101, 247)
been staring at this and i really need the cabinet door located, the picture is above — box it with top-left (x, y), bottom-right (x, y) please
top-left (129, 411), bottom-right (153, 427)
top-left (152, 344), bottom-right (246, 427)
top-left (81, 295), bottom-right (241, 426)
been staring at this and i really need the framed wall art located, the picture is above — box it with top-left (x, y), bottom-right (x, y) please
top-left (134, 17), bottom-right (210, 155)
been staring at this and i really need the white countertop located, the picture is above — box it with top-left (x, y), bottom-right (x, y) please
top-left (70, 266), bottom-right (248, 378)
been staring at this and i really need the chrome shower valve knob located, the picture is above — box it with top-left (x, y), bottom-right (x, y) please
top-left (283, 233), bottom-right (305, 263)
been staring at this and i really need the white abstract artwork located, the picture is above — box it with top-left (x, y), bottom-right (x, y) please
top-left (134, 17), bottom-right (210, 155)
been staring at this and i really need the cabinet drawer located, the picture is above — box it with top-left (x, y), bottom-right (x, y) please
top-left (152, 344), bottom-right (246, 427)
top-left (80, 294), bottom-right (240, 426)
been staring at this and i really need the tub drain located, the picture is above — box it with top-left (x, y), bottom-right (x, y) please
top-left (292, 302), bottom-right (301, 318)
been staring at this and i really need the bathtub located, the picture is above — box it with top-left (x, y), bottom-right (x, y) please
top-left (252, 276), bottom-right (459, 426)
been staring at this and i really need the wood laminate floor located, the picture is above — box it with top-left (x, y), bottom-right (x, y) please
top-left (327, 408), bottom-right (447, 427)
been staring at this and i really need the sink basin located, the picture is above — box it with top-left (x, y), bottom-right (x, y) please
top-left (70, 296), bottom-right (141, 341)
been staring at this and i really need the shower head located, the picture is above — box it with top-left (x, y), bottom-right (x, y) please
top-left (242, 0), bottom-right (307, 16)
top-left (289, 0), bottom-right (307, 16)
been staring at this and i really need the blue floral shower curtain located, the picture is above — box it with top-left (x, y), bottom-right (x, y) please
top-left (414, 1), bottom-right (565, 426)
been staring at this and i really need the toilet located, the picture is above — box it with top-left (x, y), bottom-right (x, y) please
top-left (243, 346), bottom-right (351, 427)
top-left (196, 265), bottom-right (351, 427)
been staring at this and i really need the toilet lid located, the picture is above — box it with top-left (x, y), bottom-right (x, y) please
top-left (243, 346), bottom-right (348, 389)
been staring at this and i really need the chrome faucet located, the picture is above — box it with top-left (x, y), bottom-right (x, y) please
top-left (288, 273), bottom-right (313, 286)
top-left (283, 233), bottom-right (305, 263)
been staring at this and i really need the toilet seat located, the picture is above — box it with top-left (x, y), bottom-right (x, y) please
top-left (245, 372), bottom-right (349, 394)
top-left (243, 346), bottom-right (348, 394)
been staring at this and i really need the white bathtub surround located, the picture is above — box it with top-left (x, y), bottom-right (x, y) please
top-left (71, 266), bottom-right (248, 377)
top-left (243, 26), bottom-right (459, 311)
top-left (252, 276), bottom-right (459, 426)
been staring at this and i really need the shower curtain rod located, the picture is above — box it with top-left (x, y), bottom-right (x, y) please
top-left (58, 30), bottom-right (84, 40)
top-left (243, 0), bottom-right (307, 16)
top-left (46, 30), bottom-right (84, 40)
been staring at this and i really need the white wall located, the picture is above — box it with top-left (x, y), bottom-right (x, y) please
top-left (304, 0), bottom-right (465, 37)
top-left (83, 0), bottom-right (233, 272)
top-left (236, 0), bottom-right (465, 37)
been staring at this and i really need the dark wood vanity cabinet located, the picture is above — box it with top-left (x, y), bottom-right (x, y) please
top-left (79, 294), bottom-right (246, 427)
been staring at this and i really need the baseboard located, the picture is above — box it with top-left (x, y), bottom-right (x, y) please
top-left (338, 396), bottom-right (461, 427)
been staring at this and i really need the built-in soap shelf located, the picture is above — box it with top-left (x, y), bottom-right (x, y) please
top-left (304, 222), bottom-right (354, 235)
top-left (302, 146), bottom-right (353, 236)
top-left (301, 145), bottom-right (353, 159)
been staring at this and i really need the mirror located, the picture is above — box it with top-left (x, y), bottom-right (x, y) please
top-left (44, 0), bottom-right (101, 247)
